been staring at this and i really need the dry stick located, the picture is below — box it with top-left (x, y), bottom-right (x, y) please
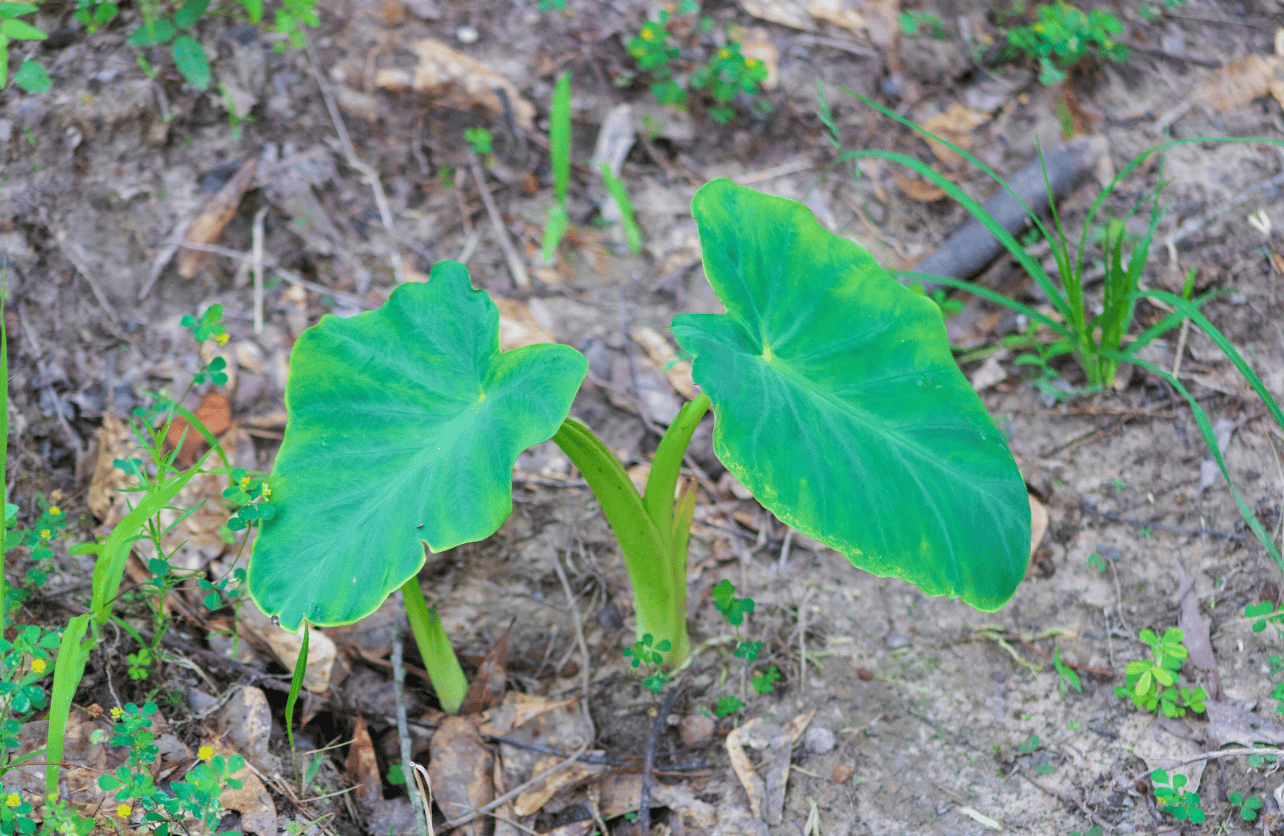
top-left (444, 738), bottom-right (592, 830)
top-left (302, 32), bottom-right (405, 286)
top-left (176, 241), bottom-right (372, 310)
top-left (1081, 501), bottom-right (1246, 540)
top-left (139, 211), bottom-right (198, 300)
top-left (468, 153), bottom-right (531, 291)
top-left (251, 205), bottom-right (268, 335)
top-left (392, 613), bottom-right (431, 836)
top-left (636, 681), bottom-right (682, 836)
top-left (552, 539), bottom-right (596, 741)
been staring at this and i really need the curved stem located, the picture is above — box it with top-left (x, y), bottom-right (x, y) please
top-left (401, 578), bottom-right (468, 715)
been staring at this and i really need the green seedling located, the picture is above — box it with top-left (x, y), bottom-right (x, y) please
top-left (73, 0), bottom-right (119, 33)
top-left (1084, 552), bottom-right (1106, 573)
top-left (1246, 601), bottom-right (1284, 637)
top-left (825, 83), bottom-right (1284, 570)
top-left (899, 11), bottom-right (946, 39)
top-left (247, 179), bottom-right (1032, 722)
top-left (751, 665), bottom-right (781, 694)
top-left (709, 579), bottom-right (760, 712)
top-left (1002, 2), bottom-right (1128, 85)
top-left (597, 163), bottom-right (644, 255)
top-left (0, 3), bottom-right (50, 93)
top-left (626, 2), bottom-right (770, 124)
top-left (1152, 769), bottom-right (1204, 823)
top-left (715, 696), bottom-right (744, 718)
top-left (1229, 791), bottom-right (1263, 822)
top-left (623, 633), bottom-right (671, 694)
top-left (542, 70), bottom-right (572, 265)
top-left (1052, 645), bottom-right (1081, 694)
top-left (1115, 627), bottom-right (1206, 717)
top-left (1017, 733), bottom-right (1054, 774)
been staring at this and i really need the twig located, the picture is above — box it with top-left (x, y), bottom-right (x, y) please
top-left (139, 210), bottom-right (198, 300)
top-left (1081, 501), bottom-right (1246, 540)
top-left (175, 241), bottom-right (372, 309)
top-left (468, 153), bottom-right (531, 291)
top-left (798, 586), bottom-right (813, 692)
top-left (391, 611), bottom-right (430, 836)
top-left (637, 682), bottom-right (682, 836)
top-left (45, 218), bottom-right (122, 325)
top-left (443, 738), bottom-right (592, 830)
top-left (251, 206), bottom-right (268, 334)
top-left (303, 32), bottom-right (405, 286)
top-left (553, 538), bottom-right (595, 741)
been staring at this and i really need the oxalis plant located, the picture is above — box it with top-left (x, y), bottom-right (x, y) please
top-left (247, 179), bottom-right (1032, 715)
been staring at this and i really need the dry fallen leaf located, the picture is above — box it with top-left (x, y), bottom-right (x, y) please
top-left (631, 326), bottom-right (696, 399)
top-left (891, 169), bottom-right (946, 202)
top-left (238, 601), bottom-right (337, 694)
top-left (88, 412), bottom-right (135, 520)
top-left (346, 716), bottom-right (383, 805)
top-left (739, 27), bottom-right (779, 90)
top-left (429, 717), bottom-right (494, 836)
top-left (375, 39), bottom-right (536, 129)
top-left (593, 773), bottom-right (716, 825)
top-left (1197, 54), bottom-right (1276, 111)
top-left (166, 390), bottom-right (231, 467)
top-left (206, 738), bottom-right (277, 836)
top-left (179, 157), bottom-right (256, 279)
top-left (921, 102), bottom-right (990, 167)
top-left (737, 0), bottom-right (814, 31)
top-left (1028, 493), bottom-right (1048, 558)
top-left (457, 626), bottom-right (510, 715)
top-left (513, 754), bottom-right (606, 816)
top-left (726, 720), bottom-right (768, 820)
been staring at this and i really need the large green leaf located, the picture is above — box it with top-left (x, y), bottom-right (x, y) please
top-left (670, 180), bottom-right (1029, 610)
top-left (249, 262), bottom-right (588, 630)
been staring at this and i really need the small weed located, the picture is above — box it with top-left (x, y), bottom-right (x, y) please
top-left (0, 4), bottom-right (51, 93)
top-left (464, 127), bottom-right (494, 157)
top-left (1085, 552), bottom-right (1106, 573)
top-left (1053, 645), bottom-right (1081, 694)
top-left (1228, 791), bottom-right (1263, 821)
top-left (1001, 2), bottom-right (1128, 85)
top-left (1151, 769), bottom-right (1204, 823)
top-left (898, 10), bottom-right (946, 39)
top-left (625, 1), bottom-right (770, 124)
top-left (1115, 628), bottom-right (1206, 718)
top-left (751, 665), bottom-right (781, 694)
top-left (1246, 600), bottom-right (1284, 637)
top-left (623, 633), bottom-right (671, 694)
top-left (541, 71), bottom-right (572, 264)
top-left (715, 696), bottom-right (744, 718)
top-left (1108, 477), bottom-right (1127, 494)
top-left (1017, 733), bottom-right (1055, 775)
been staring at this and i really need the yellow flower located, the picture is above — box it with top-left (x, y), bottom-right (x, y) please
top-left (30, 659), bottom-right (45, 673)
top-left (718, 48), bottom-right (731, 58)
top-left (744, 58), bottom-right (756, 68)
top-left (4, 794), bottom-right (20, 808)
top-left (116, 803), bottom-right (131, 818)
top-left (261, 484), bottom-right (272, 501)
top-left (240, 476), bottom-right (252, 489)
top-left (198, 745), bottom-right (214, 761)
top-left (39, 529), bottom-right (51, 540)
top-left (215, 333), bottom-right (230, 345)
top-left (110, 706), bottom-right (123, 719)
top-left (641, 27), bottom-right (654, 40)
top-left (48, 506), bottom-right (61, 516)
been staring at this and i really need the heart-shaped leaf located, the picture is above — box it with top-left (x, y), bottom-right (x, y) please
top-left (249, 262), bottom-right (588, 630)
top-left (671, 180), bottom-right (1029, 610)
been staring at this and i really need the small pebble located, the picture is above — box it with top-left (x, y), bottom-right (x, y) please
top-left (856, 667), bottom-right (874, 681)
top-left (832, 763), bottom-right (854, 784)
top-left (679, 714), bottom-right (715, 746)
top-left (885, 632), bottom-right (910, 649)
top-left (456, 25), bottom-right (479, 44)
top-left (804, 725), bottom-right (836, 754)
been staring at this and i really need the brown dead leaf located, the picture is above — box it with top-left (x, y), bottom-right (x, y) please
top-left (458, 626), bottom-right (510, 715)
top-left (1206, 700), bottom-right (1284, 747)
top-left (429, 717), bottom-right (494, 836)
top-left (238, 601), bottom-right (337, 694)
top-left (166, 390), bottom-right (231, 468)
top-left (478, 693), bottom-right (573, 736)
top-left (179, 158), bottom-right (256, 279)
top-left (513, 754), bottom-right (607, 816)
top-left (346, 716), bottom-right (383, 805)
top-left (808, 0), bottom-right (899, 50)
top-left (1028, 494), bottom-right (1048, 558)
top-left (542, 821), bottom-right (593, 836)
top-left (206, 739), bottom-right (277, 836)
top-left (88, 412), bottom-right (135, 520)
top-left (494, 295), bottom-right (556, 351)
top-left (594, 773), bottom-right (717, 825)
top-left (921, 102), bottom-right (990, 167)
top-left (1197, 54), bottom-right (1275, 111)
top-left (737, 0), bottom-right (814, 30)
top-left (891, 169), bottom-right (946, 202)
top-left (725, 721), bottom-right (767, 820)
top-left (784, 707), bottom-right (817, 744)
top-left (739, 28), bottom-right (779, 90)
top-left (375, 39), bottom-right (535, 129)
top-left (631, 326), bottom-right (696, 399)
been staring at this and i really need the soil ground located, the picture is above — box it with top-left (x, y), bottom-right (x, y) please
top-left (3, 0), bottom-right (1284, 834)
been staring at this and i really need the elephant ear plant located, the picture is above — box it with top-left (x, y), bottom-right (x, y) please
top-left (248, 179), bottom-right (1032, 715)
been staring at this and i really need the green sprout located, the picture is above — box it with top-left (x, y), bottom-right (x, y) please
top-left (1229, 791), bottom-right (1263, 822)
top-left (1151, 769), bottom-right (1203, 823)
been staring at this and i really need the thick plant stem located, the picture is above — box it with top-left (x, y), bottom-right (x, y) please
top-left (401, 577), bottom-right (468, 715)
